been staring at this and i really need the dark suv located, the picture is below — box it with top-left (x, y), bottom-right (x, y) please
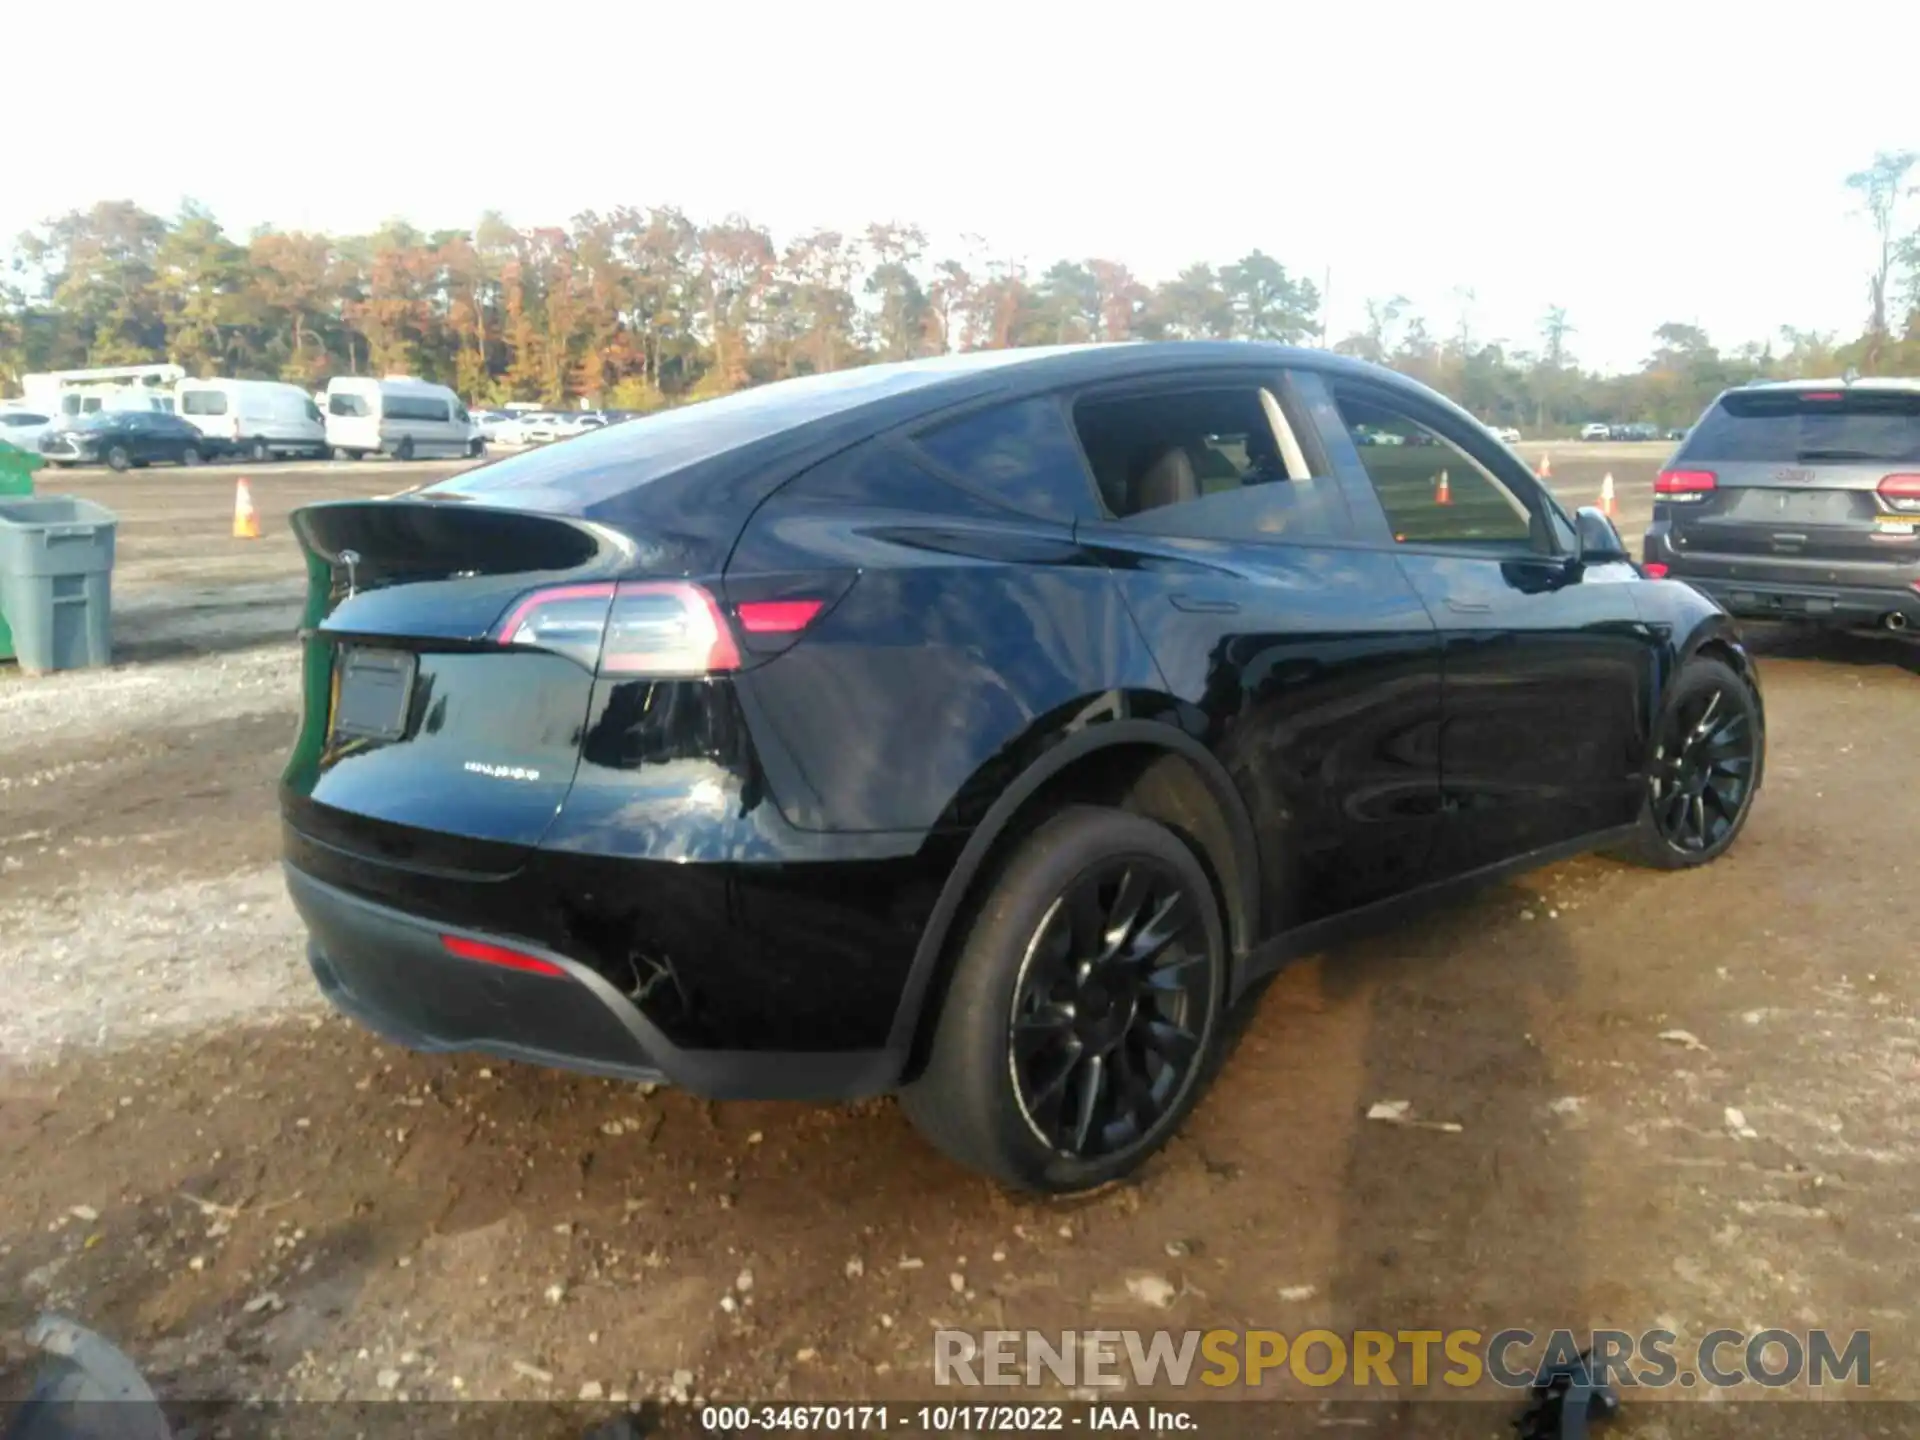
top-left (1643, 379), bottom-right (1920, 631)
top-left (283, 343), bottom-right (1764, 1192)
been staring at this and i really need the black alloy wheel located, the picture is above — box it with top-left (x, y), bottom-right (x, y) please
top-left (1648, 684), bottom-right (1754, 853)
top-left (1614, 656), bottom-right (1761, 869)
top-left (902, 806), bottom-right (1227, 1192)
top-left (1009, 857), bottom-right (1210, 1159)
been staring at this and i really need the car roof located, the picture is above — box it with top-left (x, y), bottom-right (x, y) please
top-left (1729, 376), bottom-right (1920, 396)
top-left (424, 341), bottom-right (1470, 537)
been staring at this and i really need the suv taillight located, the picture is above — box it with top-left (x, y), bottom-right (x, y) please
top-left (1878, 474), bottom-right (1920, 513)
top-left (1655, 469), bottom-right (1717, 502)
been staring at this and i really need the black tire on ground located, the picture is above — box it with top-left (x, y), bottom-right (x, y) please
top-left (394, 436), bottom-right (415, 461)
top-left (105, 445), bottom-right (132, 472)
top-left (1610, 656), bottom-right (1762, 870)
top-left (181, 446), bottom-right (203, 467)
top-left (900, 805), bottom-right (1228, 1193)
top-left (250, 437), bottom-right (272, 462)
top-left (331, 447), bottom-right (360, 462)
top-left (469, 438), bottom-right (486, 458)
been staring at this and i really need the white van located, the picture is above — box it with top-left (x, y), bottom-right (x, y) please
top-left (324, 377), bottom-right (482, 461)
top-left (178, 379), bottom-right (327, 460)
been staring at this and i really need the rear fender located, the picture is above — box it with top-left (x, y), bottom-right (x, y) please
top-left (882, 709), bottom-right (1263, 1078)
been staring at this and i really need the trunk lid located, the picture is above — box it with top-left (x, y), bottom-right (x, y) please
top-left (283, 499), bottom-right (639, 865)
top-left (1665, 388), bottom-right (1920, 565)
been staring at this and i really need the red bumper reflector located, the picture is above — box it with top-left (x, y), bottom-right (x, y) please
top-left (1643, 562), bottom-right (1669, 578)
top-left (736, 599), bottom-right (825, 633)
top-left (441, 934), bottom-right (567, 977)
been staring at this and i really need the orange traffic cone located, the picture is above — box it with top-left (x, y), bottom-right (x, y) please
top-left (1599, 472), bottom-right (1616, 518)
top-left (1537, 452), bottom-right (1553, 479)
top-left (233, 478), bottom-right (261, 539)
top-left (1435, 469), bottom-right (1452, 506)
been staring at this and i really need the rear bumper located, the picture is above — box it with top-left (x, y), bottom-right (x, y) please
top-left (286, 864), bottom-right (899, 1100)
top-left (1643, 530), bottom-right (1920, 626)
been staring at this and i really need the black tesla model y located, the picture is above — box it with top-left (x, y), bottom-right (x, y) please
top-left (283, 343), bottom-right (1765, 1191)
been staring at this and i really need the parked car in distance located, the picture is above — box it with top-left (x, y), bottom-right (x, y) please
top-left (40, 410), bottom-right (215, 470)
top-left (1666, 427), bottom-right (1688, 442)
top-left (551, 412), bottom-right (609, 439)
top-left (1615, 422), bottom-right (1660, 442)
top-left (473, 411), bottom-right (524, 443)
top-left (1489, 424), bottom-right (1522, 444)
top-left (0, 406), bottom-right (59, 454)
top-left (325, 377), bottom-right (482, 461)
top-left (1579, 422), bottom-right (1612, 441)
top-left (178, 378), bottom-right (327, 461)
top-left (282, 342), bottom-right (1768, 1193)
top-left (1644, 377), bottom-right (1920, 632)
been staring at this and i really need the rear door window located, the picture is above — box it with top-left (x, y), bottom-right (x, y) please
top-left (181, 389), bottom-right (229, 416)
top-left (1683, 390), bottom-right (1920, 465)
top-left (1071, 383), bottom-right (1353, 542)
top-left (912, 397), bottom-right (1096, 523)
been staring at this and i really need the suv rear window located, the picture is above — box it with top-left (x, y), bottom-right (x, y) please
top-left (1682, 390), bottom-right (1920, 465)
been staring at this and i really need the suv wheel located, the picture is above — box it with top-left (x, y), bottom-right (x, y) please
top-left (394, 436), bottom-right (415, 461)
top-left (901, 807), bottom-right (1227, 1192)
top-left (1613, 657), bottom-right (1761, 869)
top-left (105, 445), bottom-right (132, 473)
top-left (250, 438), bottom-right (272, 462)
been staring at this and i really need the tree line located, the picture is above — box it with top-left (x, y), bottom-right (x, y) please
top-left (3, 153), bottom-right (1915, 434)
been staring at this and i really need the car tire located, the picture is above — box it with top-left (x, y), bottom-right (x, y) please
top-left (468, 438), bottom-right (486, 459)
top-left (900, 806), bottom-right (1228, 1193)
top-left (250, 438), bottom-right (272, 463)
top-left (1610, 657), bottom-right (1762, 871)
top-left (105, 445), bottom-right (132, 473)
top-left (181, 446), bottom-right (203, 467)
top-left (394, 436), bottom-right (415, 461)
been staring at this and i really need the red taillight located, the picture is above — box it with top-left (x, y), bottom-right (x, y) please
top-left (495, 580), bottom-right (741, 676)
top-left (441, 934), bottom-right (566, 977)
top-left (1879, 473), bottom-right (1920, 512)
top-left (1643, 562), bottom-right (1669, 578)
top-left (600, 581), bottom-right (741, 675)
top-left (1801, 391), bottom-right (1843, 402)
top-left (736, 599), bottom-right (825, 634)
top-left (1655, 469), bottom-right (1717, 496)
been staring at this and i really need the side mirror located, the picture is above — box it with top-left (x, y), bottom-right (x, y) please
top-left (1573, 505), bottom-right (1631, 565)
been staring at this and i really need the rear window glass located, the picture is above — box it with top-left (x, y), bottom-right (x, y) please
top-left (425, 351), bottom-right (1044, 513)
top-left (914, 397), bottom-right (1095, 522)
top-left (1683, 390), bottom-right (1920, 465)
top-left (329, 393), bottom-right (370, 417)
top-left (180, 389), bottom-right (229, 416)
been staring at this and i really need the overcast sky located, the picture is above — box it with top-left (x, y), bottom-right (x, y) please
top-left (7, 0), bottom-right (1916, 373)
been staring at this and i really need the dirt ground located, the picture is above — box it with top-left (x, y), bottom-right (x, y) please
top-left (2, 447), bottom-right (1917, 1428)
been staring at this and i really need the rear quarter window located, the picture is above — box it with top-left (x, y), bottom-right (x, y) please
top-left (911, 397), bottom-right (1096, 523)
top-left (1683, 391), bottom-right (1920, 465)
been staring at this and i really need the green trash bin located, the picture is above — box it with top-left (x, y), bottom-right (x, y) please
top-left (0, 494), bottom-right (116, 674)
top-left (0, 439), bottom-right (43, 661)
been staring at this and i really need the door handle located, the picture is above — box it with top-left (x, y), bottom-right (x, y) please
top-left (1169, 595), bottom-right (1240, 614)
top-left (1445, 598), bottom-right (1493, 614)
